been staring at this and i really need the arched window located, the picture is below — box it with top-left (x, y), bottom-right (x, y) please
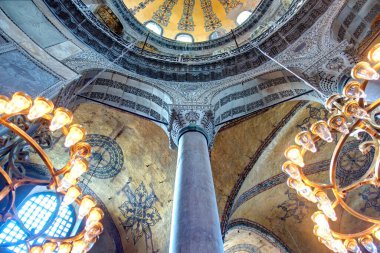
top-left (145, 21), bottom-right (163, 35)
top-left (0, 193), bottom-right (75, 253)
top-left (175, 33), bottom-right (194, 43)
top-left (236, 11), bottom-right (252, 25)
top-left (209, 31), bottom-right (219, 40)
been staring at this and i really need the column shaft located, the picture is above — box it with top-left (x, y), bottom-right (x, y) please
top-left (169, 131), bottom-right (224, 253)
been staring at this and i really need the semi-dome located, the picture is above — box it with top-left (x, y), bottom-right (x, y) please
top-left (123, 0), bottom-right (262, 42)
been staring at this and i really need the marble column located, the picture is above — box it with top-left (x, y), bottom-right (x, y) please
top-left (168, 107), bottom-right (223, 253)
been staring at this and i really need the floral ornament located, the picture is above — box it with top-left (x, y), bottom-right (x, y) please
top-left (359, 186), bottom-right (380, 212)
top-left (119, 182), bottom-right (161, 245)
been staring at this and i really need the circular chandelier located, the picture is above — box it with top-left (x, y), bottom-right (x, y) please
top-left (0, 93), bottom-right (104, 253)
top-left (283, 43), bottom-right (380, 253)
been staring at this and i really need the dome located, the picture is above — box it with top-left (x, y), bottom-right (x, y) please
top-left (123, 0), bottom-right (262, 42)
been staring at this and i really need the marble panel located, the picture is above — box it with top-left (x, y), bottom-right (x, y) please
top-left (45, 41), bottom-right (82, 60)
top-left (0, 50), bottom-right (59, 96)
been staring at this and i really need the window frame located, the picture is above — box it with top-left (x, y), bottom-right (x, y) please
top-left (144, 21), bottom-right (163, 36)
top-left (175, 33), bottom-right (194, 43)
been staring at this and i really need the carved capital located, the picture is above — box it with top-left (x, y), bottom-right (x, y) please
top-left (167, 105), bottom-right (215, 149)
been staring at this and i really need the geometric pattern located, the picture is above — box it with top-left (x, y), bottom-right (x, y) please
top-left (218, 0), bottom-right (241, 13)
top-left (152, 0), bottom-right (178, 26)
top-left (86, 134), bottom-right (124, 179)
top-left (200, 0), bottom-right (222, 31)
top-left (178, 0), bottom-right (195, 31)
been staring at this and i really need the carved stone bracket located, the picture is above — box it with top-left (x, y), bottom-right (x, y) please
top-left (167, 105), bottom-right (215, 149)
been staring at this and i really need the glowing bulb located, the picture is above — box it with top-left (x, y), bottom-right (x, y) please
top-left (27, 97), bottom-right (54, 120)
top-left (343, 81), bottom-right (366, 99)
top-left (64, 124), bottom-right (86, 147)
top-left (344, 239), bottom-right (362, 253)
top-left (282, 161), bottom-right (301, 180)
top-left (4, 92), bottom-right (32, 114)
top-left (373, 229), bottom-right (380, 240)
top-left (57, 243), bottom-right (72, 253)
top-left (343, 101), bottom-right (370, 119)
top-left (313, 225), bottom-right (332, 240)
top-left (284, 145), bottom-right (304, 167)
top-left (58, 173), bottom-right (77, 191)
top-left (311, 211), bottom-right (329, 229)
top-left (69, 158), bottom-right (89, 179)
top-left (295, 131), bottom-right (317, 153)
top-left (315, 191), bottom-right (336, 221)
top-left (79, 195), bottom-right (96, 219)
top-left (30, 246), bottom-right (43, 253)
top-left (331, 239), bottom-right (347, 253)
top-left (62, 186), bottom-right (81, 206)
top-left (311, 121), bottom-right (333, 143)
top-left (85, 237), bottom-right (97, 251)
top-left (71, 240), bottom-right (87, 253)
top-left (368, 43), bottom-right (380, 63)
top-left (86, 207), bottom-right (104, 226)
top-left (49, 107), bottom-right (73, 131)
top-left (84, 222), bottom-right (104, 242)
top-left (360, 236), bottom-right (377, 253)
top-left (42, 242), bottom-right (57, 253)
top-left (328, 115), bottom-right (349, 135)
top-left (287, 178), bottom-right (317, 202)
top-left (0, 95), bottom-right (9, 114)
top-left (351, 62), bottom-right (379, 80)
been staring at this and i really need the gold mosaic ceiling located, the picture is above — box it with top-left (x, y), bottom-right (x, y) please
top-left (123, 0), bottom-right (261, 42)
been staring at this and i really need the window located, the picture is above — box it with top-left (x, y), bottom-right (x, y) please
top-left (175, 33), bottom-right (194, 43)
top-left (145, 21), bottom-right (163, 35)
top-left (0, 193), bottom-right (75, 253)
top-left (236, 11), bottom-right (252, 25)
top-left (209, 31), bottom-right (219, 40)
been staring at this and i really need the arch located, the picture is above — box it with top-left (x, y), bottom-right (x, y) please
top-left (331, 0), bottom-right (380, 47)
top-left (54, 69), bottom-right (174, 125)
top-left (236, 11), bottom-right (252, 25)
top-left (175, 33), bottom-right (194, 43)
top-left (145, 21), bottom-right (163, 35)
top-left (211, 70), bottom-right (318, 125)
top-left (0, 192), bottom-right (75, 252)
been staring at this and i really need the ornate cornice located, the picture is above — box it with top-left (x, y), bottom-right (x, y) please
top-left (167, 105), bottom-right (214, 149)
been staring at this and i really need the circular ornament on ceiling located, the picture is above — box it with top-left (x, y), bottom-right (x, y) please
top-left (86, 134), bottom-right (124, 179)
top-left (123, 0), bottom-right (263, 42)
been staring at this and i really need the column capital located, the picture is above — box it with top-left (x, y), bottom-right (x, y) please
top-left (167, 105), bottom-right (215, 149)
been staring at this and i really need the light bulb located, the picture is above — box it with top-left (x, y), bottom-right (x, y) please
top-left (79, 195), bottom-right (96, 219)
top-left (298, 185), bottom-right (318, 203)
top-left (373, 229), bottom-right (380, 240)
top-left (58, 172), bottom-right (78, 191)
top-left (69, 158), bottom-right (89, 179)
top-left (62, 186), bottom-right (82, 206)
top-left (42, 242), bottom-right (57, 253)
top-left (343, 81), bottom-right (366, 99)
top-left (49, 107), bottom-right (73, 131)
top-left (64, 124), bottom-right (86, 147)
top-left (85, 237), bottom-right (97, 251)
top-left (57, 243), bottom-right (72, 253)
top-left (27, 97), bottom-right (54, 120)
top-left (282, 161), bottom-right (301, 180)
top-left (344, 239), bottom-right (362, 253)
top-left (4, 92), bottom-right (32, 114)
top-left (0, 95), bottom-right (9, 114)
top-left (331, 239), bottom-right (348, 253)
top-left (328, 115), bottom-right (349, 135)
top-left (351, 62), bottom-right (379, 80)
top-left (287, 177), bottom-right (304, 191)
top-left (360, 236), bottom-right (377, 253)
top-left (368, 43), bottom-right (380, 63)
top-left (71, 240), bottom-right (87, 253)
top-left (343, 101), bottom-right (370, 119)
top-left (284, 145), bottom-right (305, 167)
top-left (313, 225), bottom-right (332, 240)
top-left (311, 121), bottom-right (333, 143)
top-left (84, 222), bottom-right (103, 242)
top-left (86, 207), bottom-right (104, 226)
top-left (295, 131), bottom-right (317, 153)
top-left (315, 191), bottom-right (336, 221)
top-left (30, 246), bottom-right (43, 253)
top-left (311, 211), bottom-right (329, 229)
